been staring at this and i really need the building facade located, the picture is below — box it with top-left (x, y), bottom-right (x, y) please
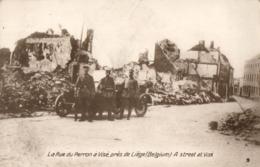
top-left (242, 55), bottom-right (260, 97)
top-left (184, 41), bottom-right (234, 98)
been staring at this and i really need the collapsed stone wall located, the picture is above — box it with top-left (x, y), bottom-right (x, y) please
top-left (23, 37), bottom-right (72, 72)
top-left (154, 39), bottom-right (180, 73)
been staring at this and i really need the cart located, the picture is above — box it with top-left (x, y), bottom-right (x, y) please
top-left (54, 54), bottom-right (150, 118)
top-left (54, 78), bottom-right (150, 118)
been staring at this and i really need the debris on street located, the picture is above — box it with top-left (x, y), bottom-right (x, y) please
top-left (210, 107), bottom-right (260, 145)
top-left (0, 67), bottom-right (73, 113)
top-left (209, 121), bottom-right (218, 130)
top-left (218, 108), bottom-right (258, 136)
top-left (148, 81), bottom-right (222, 105)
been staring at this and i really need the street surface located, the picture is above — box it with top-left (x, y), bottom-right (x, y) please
top-left (0, 100), bottom-right (260, 167)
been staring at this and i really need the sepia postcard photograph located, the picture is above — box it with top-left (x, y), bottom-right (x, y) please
top-left (0, 0), bottom-right (260, 166)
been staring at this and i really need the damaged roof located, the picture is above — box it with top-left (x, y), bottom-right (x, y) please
top-left (189, 43), bottom-right (209, 52)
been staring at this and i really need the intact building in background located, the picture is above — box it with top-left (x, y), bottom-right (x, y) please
top-left (242, 55), bottom-right (260, 98)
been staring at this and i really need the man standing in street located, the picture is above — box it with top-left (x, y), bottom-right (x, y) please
top-left (120, 69), bottom-right (138, 120)
top-left (75, 65), bottom-right (96, 122)
top-left (98, 68), bottom-right (115, 121)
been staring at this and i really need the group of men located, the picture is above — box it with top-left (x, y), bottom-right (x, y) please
top-left (75, 65), bottom-right (138, 122)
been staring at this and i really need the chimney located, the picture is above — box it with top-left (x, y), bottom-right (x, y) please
top-left (210, 41), bottom-right (214, 49)
top-left (199, 40), bottom-right (205, 47)
top-left (86, 29), bottom-right (94, 54)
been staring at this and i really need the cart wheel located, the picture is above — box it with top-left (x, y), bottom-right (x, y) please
top-left (113, 107), bottom-right (121, 114)
top-left (55, 94), bottom-right (70, 117)
top-left (135, 94), bottom-right (148, 117)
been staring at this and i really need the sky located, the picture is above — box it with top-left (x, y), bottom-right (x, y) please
top-left (0, 0), bottom-right (260, 77)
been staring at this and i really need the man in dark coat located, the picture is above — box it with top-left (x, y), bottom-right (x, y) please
top-left (98, 69), bottom-right (115, 121)
top-left (120, 69), bottom-right (138, 120)
top-left (75, 65), bottom-right (96, 122)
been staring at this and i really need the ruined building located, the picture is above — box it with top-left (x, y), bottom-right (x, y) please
top-left (11, 29), bottom-right (97, 74)
top-left (11, 32), bottom-right (72, 72)
top-left (153, 39), bottom-right (234, 98)
top-left (154, 39), bottom-right (183, 84)
top-left (184, 40), bottom-right (234, 98)
top-left (154, 39), bottom-right (180, 73)
top-left (25, 36), bottom-right (71, 72)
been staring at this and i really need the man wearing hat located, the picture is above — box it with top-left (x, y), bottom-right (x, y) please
top-left (98, 68), bottom-right (115, 121)
top-left (120, 69), bottom-right (138, 120)
top-left (75, 65), bottom-right (96, 122)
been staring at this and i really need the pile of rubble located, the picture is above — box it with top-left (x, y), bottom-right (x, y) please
top-left (150, 89), bottom-right (221, 105)
top-left (149, 79), bottom-right (222, 105)
top-left (156, 90), bottom-right (221, 105)
top-left (0, 67), bottom-right (73, 113)
top-left (218, 109), bottom-right (259, 138)
top-left (219, 109), bottom-right (256, 135)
